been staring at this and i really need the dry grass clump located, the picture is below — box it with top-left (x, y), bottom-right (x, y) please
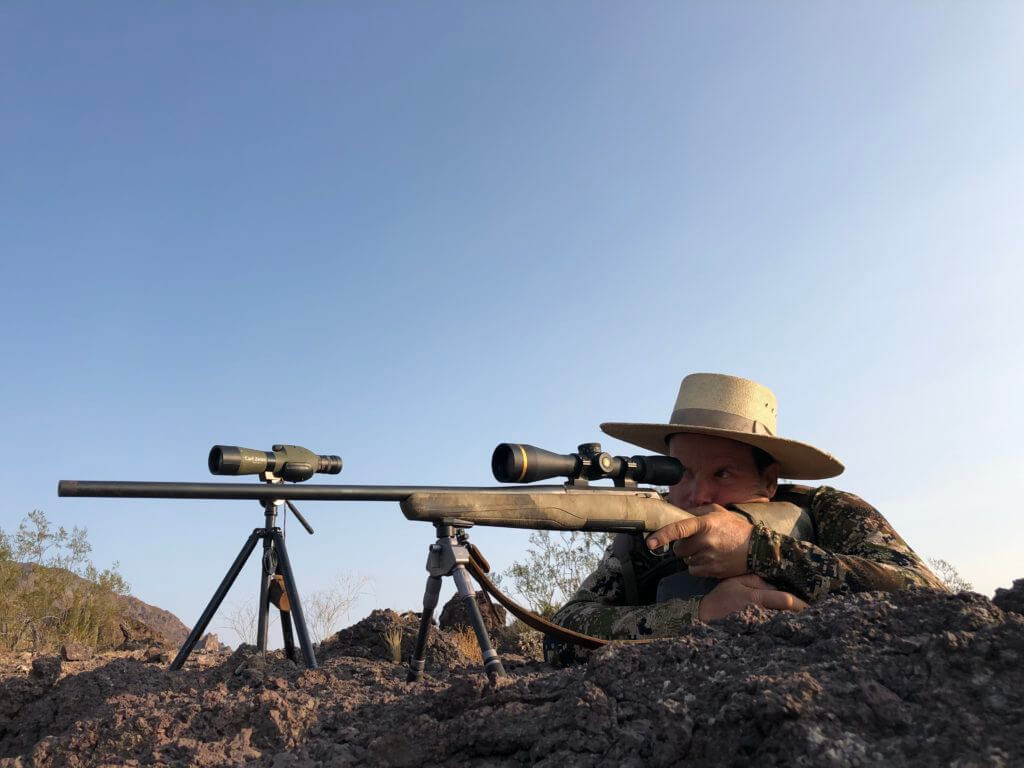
top-left (381, 628), bottom-right (403, 664)
top-left (450, 627), bottom-right (482, 664)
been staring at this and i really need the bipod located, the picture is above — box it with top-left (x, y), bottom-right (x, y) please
top-left (408, 520), bottom-right (506, 682)
top-left (169, 471), bottom-right (318, 670)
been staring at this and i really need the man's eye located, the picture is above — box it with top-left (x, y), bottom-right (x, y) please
top-left (715, 469), bottom-right (731, 479)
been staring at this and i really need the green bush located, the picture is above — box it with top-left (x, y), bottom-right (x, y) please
top-left (0, 510), bottom-right (129, 652)
top-left (496, 530), bottom-right (611, 615)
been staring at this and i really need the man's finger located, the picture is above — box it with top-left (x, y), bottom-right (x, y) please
top-left (647, 516), bottom-right (703, 550)
top-left (755, 589), bottom-right (808, 612)
top-left (671, 537), bottom-right (705, 559)
top-left (735, 573), bottom-right (774, 589)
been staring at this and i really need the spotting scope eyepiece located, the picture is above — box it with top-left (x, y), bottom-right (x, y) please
top-left (492, 442), bottom-right (682, 487)
top-left (209, 444), bottom-right (342, 483)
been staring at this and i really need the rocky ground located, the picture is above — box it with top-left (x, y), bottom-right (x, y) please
top-left (1, 580), bottom-right (1022, 767)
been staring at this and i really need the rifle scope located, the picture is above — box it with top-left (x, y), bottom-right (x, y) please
top-left (491, 443), bottom-right (682, 487)
top-left (208, 444), bottom-right (342, 483)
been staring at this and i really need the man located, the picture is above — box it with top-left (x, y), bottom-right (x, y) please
top-left (550, 373), bottom-right (945, 647)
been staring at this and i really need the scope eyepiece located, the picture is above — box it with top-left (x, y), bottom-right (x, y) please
top-left (492, 442), bottom-right (682, 487)
top-left (209, 444), bottom-right (342, 482)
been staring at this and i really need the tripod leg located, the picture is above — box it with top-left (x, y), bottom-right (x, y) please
top-left (452, 565), bottom-right (505, 679)
top-left (256, 537), bottom-right (275, 652)
top-left (271, 531), bottom-right (318, 669)
top-left (280, 608), bottom-right (296, 662)
top-left (408, 574), bottom-right (442, 682)
top-left (170, 530), bottom-right (262, 671)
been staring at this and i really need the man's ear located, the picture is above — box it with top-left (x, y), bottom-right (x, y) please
top-left (763, 462), bottom-right (780, 499)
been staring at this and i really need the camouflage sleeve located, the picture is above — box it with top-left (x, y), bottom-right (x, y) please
top-left (550, 540), bottom-right (701, 640)
top-left (747, 486), bottom-right (947, 601)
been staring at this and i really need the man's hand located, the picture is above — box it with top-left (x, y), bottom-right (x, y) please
top-left (698, 574), bottom-right (808, 621)
top-left (646, 504), bottom-right (754, 579)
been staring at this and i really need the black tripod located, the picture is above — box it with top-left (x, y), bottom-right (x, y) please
top-left (408, 520), bottom-right (506, 682)
top-left (169, 473), bottom-right (317, 670)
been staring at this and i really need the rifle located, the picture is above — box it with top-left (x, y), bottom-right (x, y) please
top-left (59, 442), bottom-right (688, 533)
top-left (58, 441), bottom-right (689, 678)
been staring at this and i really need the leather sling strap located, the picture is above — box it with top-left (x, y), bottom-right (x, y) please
top-left (465, 551), bottom-right (610, 650)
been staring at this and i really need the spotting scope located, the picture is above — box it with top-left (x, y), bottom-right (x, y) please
top-left (491, 442), bottom-right (682, 487)
top-left (208, 444), bottom-right (342, 483)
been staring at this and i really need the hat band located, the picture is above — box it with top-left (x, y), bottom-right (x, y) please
top-left (669, 408), bottom-right (775, 436)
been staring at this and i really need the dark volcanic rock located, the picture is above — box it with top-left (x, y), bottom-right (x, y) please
top-left (993, 578), bottom-right (1024, 615)
top-left (320, 608), bottom-right (471, 669)
top-left (1, 581), bottom-right (1022, 767)
top-left (118, 615), bottom-right (171, 650)
top-left (439, 592), bottom-right (507, 633)
top-left (59, 643), bottom-right (93, 662)
top-left (196, 633), bottom-right (225, 653)
top-left (28, 656), bottom-right (61, 685)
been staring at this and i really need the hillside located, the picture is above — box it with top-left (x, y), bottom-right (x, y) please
top-left (4, 562), bottom-right (194, 651)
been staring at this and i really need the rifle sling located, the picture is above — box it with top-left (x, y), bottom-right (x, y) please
top-left (465, 557), bottom-right (609, 650)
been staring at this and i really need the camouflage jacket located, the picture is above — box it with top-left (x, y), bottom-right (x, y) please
top-left (550, 484), bottom-right (946, 643)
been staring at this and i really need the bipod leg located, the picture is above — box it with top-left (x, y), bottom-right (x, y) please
top-left (271, 530), bottom-right (317, 668)
top-left (256, 533), bottom-right (275, 652)
top-left (170, 530), bottom-right (262, 671)
top-left (452, 564), bottom-right (505, 679)
top-left (408, 574), bottom-right (442, 682)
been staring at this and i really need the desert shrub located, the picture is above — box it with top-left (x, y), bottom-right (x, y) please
top-left (220, 571), bottom-right (370, 647)
top-left (0, 510), bottom-right (129, 651)
top-left (495, 531), bottom-right (611, 615)
top-left (222, 599), bottom-right (262, 647)
top-left (305, 572), bottom-right (371, 644)
top-left (927, 557), bottom-right (973, 592)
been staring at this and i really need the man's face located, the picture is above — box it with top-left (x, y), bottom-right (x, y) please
top-left (666, 433), bottom-right (778, 510)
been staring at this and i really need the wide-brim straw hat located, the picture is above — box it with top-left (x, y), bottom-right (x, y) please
top-left (601, 373), bottom-right (843, 480)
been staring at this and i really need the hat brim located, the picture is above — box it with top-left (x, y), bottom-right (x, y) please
top-left (600, 422), bottom-right (844, 480)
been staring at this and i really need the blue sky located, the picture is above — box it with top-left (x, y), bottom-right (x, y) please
top-left (3, 3), bottom-right (1021, 647)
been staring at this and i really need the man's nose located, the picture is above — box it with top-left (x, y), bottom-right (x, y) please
top-left (688, 477), bottom-right (714, 507)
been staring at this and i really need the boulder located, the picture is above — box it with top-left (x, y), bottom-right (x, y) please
top-left (196, 633), bottom-right (224, 653)
top-left (119, 616), bottom-right (170, 651)
top-left (30, 655), bottom-right (61, 684)
top-left (438, 592), bottom-right (506, 633)
top-left (60, 643), bottom-right (93, 662)
top-left (144, 646), bottom-right (170, 664)
top-left (994, 578), bottom-right (1024, 615)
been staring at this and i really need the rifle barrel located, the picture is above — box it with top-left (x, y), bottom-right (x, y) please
top-left (57, 480), bottom-right (588, 502)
